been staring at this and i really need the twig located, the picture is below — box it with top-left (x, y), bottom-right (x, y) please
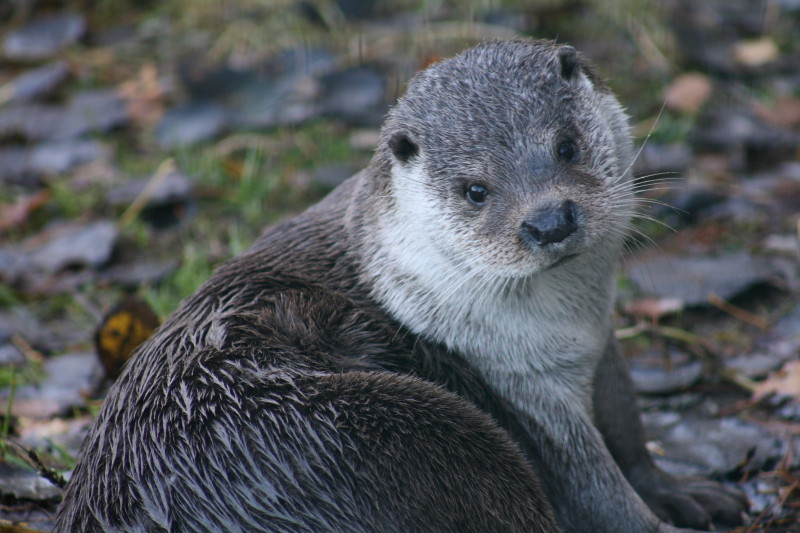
top-left (10, 335), bottom-right (43, 365)
top-left (118, 158), bottom-right (176, 227)
top-left (1, 368), bottom-right (16, 457)
top-left (708, 292), bottom-right (770, 331)
top-left (722, 367), bottom-right (760, 394)
top-left (6, 441), bottom-right (67, 490)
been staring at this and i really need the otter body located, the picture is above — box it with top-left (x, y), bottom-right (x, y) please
top-left (56, 40), bottom-right (745, 532)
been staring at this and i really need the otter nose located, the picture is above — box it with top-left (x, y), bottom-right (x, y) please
top-left (521, 200), bottom-right (578, 247)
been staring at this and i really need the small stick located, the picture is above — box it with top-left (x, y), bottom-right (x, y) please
top-left (7, 440), bottom-right (67, 490)
top-left (708, 292), bottom-right (770, 331)
top-left (118, 158), bottom-right (176, 228)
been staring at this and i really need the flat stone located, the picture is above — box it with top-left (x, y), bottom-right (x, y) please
top-left (0, 140), bottom-right (105, 186)
top-left (643, 416), bottom-right (794, 477)
top-left (626, 251), bottom-right (774, 306)
top-left (62, 89), bottom-right (129, 137)
top-left (0, 61), bottom-right (69, 104)
top-left (0, 90), bottom-right (127, 142)
top-left (0, 343), bottom-right (25, 365)
top-left (156, 101), bottom-right (228, 148)
top-left (692, 107), bottom-right (798, 170)
top-left (319, 67), bottom-right (388, 126)
top-left (0, 104), bottom-right (65, 141)
top-left (630, 360), bottom-right (704, 395)
top-left (27, 220), bottom-right (118, 273)
top-left (730, 304), bottom-right (800, 378)
top-left (0, 463), bottom-right (62, 501)
top-left (311, 164), bottom-right (359, 188)
top-left (231, 75), bottom-right (320, 129)
top-left (649, 184), bottom-right (728, 228)
top-left (30, 139), bottom-right (106, 174)
top-left (0, 307), bottom-right (88, 354)
top-left (99, 257), bottom-right (180, 289)
top-left (3, 12), bottom-right (85, 61)
top-left (0, 146), bottom-right (38, 187)
top-left (634, 142), bottom-right (693, 176)
top-left (106, 169), bottom-right (193, 207)
top-left (2, 352), bottom-right (99, 419)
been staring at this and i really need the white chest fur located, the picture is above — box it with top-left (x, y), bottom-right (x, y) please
top-left (366, 205), bottom-right (617, 412)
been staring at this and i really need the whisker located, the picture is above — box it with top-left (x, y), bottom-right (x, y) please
top-left (616, 99), bottom-right (668, 184)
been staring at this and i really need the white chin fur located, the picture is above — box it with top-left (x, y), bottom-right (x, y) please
top-left (366, 162), bottom-right (619, 404)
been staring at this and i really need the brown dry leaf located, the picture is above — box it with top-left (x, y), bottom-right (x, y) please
top-left (117, 63), bottom-right (168, 127)
top-left (95, 295), bottom-right (160, 380)
top-left (733, 37), bottom-right (779, 67)
top-left (752, 96), bottom-right (800, 128)
top-left (0, 191), bottom-right (52, 233)
top-left (664, 73), bottom-right (712, 114)
top-left (624, 297), bottom-right (685, 321)
top-left (753, 360), bottom-right (800, 402)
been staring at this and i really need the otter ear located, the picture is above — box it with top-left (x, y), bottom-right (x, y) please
top-left (389, 132), bottom-right (419, 164)
top-left (557, 46), bottom-right (581, 81)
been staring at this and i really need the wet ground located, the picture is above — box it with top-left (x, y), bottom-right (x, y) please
top-left (0, 1), bottom-right (799, 531)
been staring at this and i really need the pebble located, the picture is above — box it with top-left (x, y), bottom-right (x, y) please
top-left (630, 360), bottom-right (704, 395)
top-left (644, 416), bottom-right (793, 477)
top-left (27, 220), bottom-right (119, 273)
top-left (106, 169), bottom-right (193, 208)
top-left (0, 61), bottom-right (69, 104)
top-left (319, 67), bottom-right (388, 126)
top-left (3, 12), bottom-right (85, 61)
top-left (156, 101), bottom-right (228, 148)
top-left (625, 251), bottom-right (775, 306)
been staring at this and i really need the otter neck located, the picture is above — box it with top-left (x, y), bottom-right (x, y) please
top-left (351, 172), bottom-right (621, 409)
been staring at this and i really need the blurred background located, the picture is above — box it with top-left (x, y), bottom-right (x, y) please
top-left (0, 1), bottom-right (798, 531)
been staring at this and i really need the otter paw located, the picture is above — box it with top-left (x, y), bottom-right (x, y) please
top-left (636, 474), bottom-right (748, 530)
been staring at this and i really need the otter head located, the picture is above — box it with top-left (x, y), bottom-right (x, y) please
top-left (372, 40), bottom-right (634, 282)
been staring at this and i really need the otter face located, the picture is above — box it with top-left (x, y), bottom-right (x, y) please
top-left (378, 40), bottom-right (634, 280)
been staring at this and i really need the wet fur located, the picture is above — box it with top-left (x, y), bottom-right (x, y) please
top-left (56, 40), bottom-right (745, 532)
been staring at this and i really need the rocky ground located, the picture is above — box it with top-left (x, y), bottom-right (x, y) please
top-left (0, 1), bottom-right (798, 531)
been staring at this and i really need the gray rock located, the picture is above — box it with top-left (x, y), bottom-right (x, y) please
top-left (643, 416), bottom-right (793, 477)
top-left (729, 304), bottom-right (800, 377)
top-left (231, 75), bottom-right (320, 129)
top-left (0, 61), bottom-right (69, 104)
top-left (626, 251), bottom-right (775, 306)
top-left (156, 102), bottom-right (228, 148)
top-left (4, 352), bottom-right (99, 419)
top-left (62, 89), bottom-right (129, 138)
top-left (320, 67), bottom-right (388, 126)
top-left (99, 258), bottom-right (180, 289)
top-left (0, 90), bottom-right (127, 142)
top-left (630, 360), bottom-right (704, 395)
top-left (0, 146), bottom-right (37, 186)
top-left (311, 164), bottom-right (359, 188)
top-left (39, 351), bottom-right (98, 404)
top-left (691, 107), bottom-right (798, 170)
top-left (27, 220), bottom-right (118, 273)
top-left (649, 184), bottom-right (728, 228)
top-left (3, 12), bottom-right (85, 61)
top-left (634, 143), bottom-right (693, 176)
top-left (0, 140), bottom-right (105, 187)
top-left (30, 140), bottom-right (105, 174)
top-left (106, 169), bottom-right (193, 207)
top-left (0, 307), bottom-right (88, 355)
top-left (0, 463), bottom-right (62, 501)
top-left (0, 343), bottom-right (25, 365)
top-left (0, 104), bottom-right (65, 141)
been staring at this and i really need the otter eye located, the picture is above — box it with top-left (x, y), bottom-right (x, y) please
top-left (557, 140), bottom-right (577, 162)
top-left (466, 184), bottom-right (488, 205)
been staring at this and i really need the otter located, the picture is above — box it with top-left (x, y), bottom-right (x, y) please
top-left (55, 40), bottom-right (747, 532)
